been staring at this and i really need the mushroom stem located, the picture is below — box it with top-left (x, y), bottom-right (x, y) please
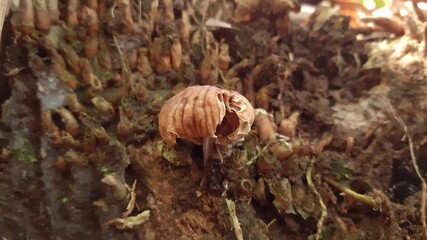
top-left (202, 137), bottom-right (214, 187)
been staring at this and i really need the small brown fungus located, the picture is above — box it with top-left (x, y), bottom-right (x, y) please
top-left (158, 85), bottom-right (255, 186)
top-left (158, 85), bottom-right (255, 146)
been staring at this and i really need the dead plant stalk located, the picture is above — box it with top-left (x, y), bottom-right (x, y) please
top-left (226, 199), bottom-right (244, 240)
top-left (307, 158), bottom-right (327, 240)
top-left (113, 36), bottom-right (131, 99)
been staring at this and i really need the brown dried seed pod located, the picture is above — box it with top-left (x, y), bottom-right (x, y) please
top-left (52, 60), bottom-right (78, 89)
top-left (84, 0), bottom-right (98, 10)
top-left (84, 35), bottom-right (99, 58)
top-left (254, 109), bottom-right (277, 144)
top-left (88, 74), bottom-right (104, 96)
top-left (47, 0), bottom-right (60, 21)
top-left (64, 93), bottom-right (85, 113)
top-left (180, 11), bottom-right (191, 46)
top-left (199, 33), bottom-right (219, 85)
top-left (278, 112), bottom-right (299, 138)
top-left (79, 112), bottom-right (110, 144)
top-left (55, 107), bottom-right (80, 137)
top-left (80, 58), bottom-right (93, 84)
top-left (117, 106), bottom-right (133, 137)
top-left (158, 85), bottom-right (255, 146)
top-left (51, 131), bottom-right (80, 148)
top-left (269, 142), bottom-right (293, 162)
top-left (34, 0), bottom-right (51, 32)
top-left (37, 38), bottom-right (66, 68)
top-left (137, 51), bottom-right (153, 77)
top-left (63, 150), bottom-right (88, 166)
top-left (83, 6), bottom-right (99, 36)
top-left (218, 40), bottom-right (230, 72)
top-left (12, 0), bottom-right (35, 35)
top-left (310, 134), bottom-right (333, 155)
top-left (170, 38), bottom-right (182, 71)
top-left (128, 73), bottom-right (149, 101)
top-left (41, 110), bottom-right (79, 148)
top-left (345, 136), bottom-right (354, 158)
top-left (60, 46), bottom-right (81, 74)
top-left (67, 0), bottom-right (79, 26)
top-left (41, 110), bottom-right (60, 134)
top-left (127, 48), bottom-right (138, 70)
top-left (91, 96), bottom-right (115, 122)
top-left (98, 50), bottom-right (113, 71)
top-left (117, 0), bottom-right (135, 34)
top-left (150, 37), bottom-right (171, 74)
top-left (162, 0), bottom-right (174, 24)
top-left (101, 173), bottom-right (127, 200)
top-left (81, 130), bottom-right (97, 153)
top-left (255, 85), bottom-right (272, 110)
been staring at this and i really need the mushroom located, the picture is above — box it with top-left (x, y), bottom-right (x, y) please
top-left (158, 85), bottom-right (255, 186)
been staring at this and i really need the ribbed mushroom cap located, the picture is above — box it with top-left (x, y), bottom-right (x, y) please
top-left (158, 85), bottom-right (255, 145)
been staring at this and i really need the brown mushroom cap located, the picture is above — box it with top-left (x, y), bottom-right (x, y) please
top-left (158, 85), bottom-right (255, 145)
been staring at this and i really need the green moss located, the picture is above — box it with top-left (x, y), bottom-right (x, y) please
top-left (61, 196), bottom-right (69, 204)
top-left (100, 166), bottom-right (110, 174)
top-left (121, 97), bottom-right (131, 107)
top-left (157, 140), bottom-right (191, 166)
top-left (9, 141), bottom-right (38, 163)
top-left (331, 159), bottom-right (353, 185)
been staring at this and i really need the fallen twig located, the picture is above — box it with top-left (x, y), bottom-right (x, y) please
top-left (107, 210), bottom-right (150, 230)
top-left (226, 199), bottom-right (243, 240)
top-left (123, 180), bottom-right (137, 217)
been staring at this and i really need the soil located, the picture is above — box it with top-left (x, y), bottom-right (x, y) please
top-left (1, 1), bottom-right (427, 240)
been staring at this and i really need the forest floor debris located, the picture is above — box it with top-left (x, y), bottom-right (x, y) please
top-left (1, 0), bottom-right (427, 239)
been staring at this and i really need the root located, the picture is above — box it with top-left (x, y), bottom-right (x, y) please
top-left (388, 101), bottom-right (427, 238)
top-left (324, 177), bottom-right (378, 208)
top-left (306, 158), bottom-right (327, 240)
